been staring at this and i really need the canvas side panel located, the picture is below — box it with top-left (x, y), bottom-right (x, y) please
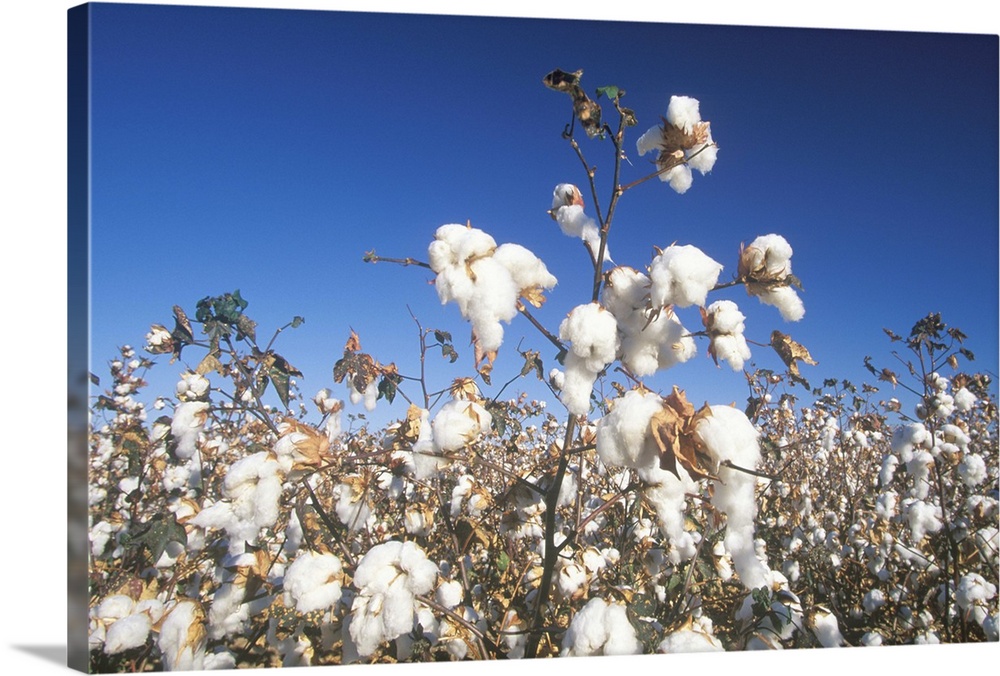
top-left (67, 3), bottom-right (92, 673)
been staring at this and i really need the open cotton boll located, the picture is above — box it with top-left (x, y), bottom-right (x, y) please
top-left (666, 95), bottom-right (702, 134)
top-left (954, 387), bottom-right (977, 411)
top-left (283, 551), bottom-right (344, 613)
top-left (958, 453), bottom-right (988, 487)
top-left (559, 303), bottom-right (619, 373)
top-left (431, 399), bottom-right (492, 453)
top-left (638, 464), bottom-right (699, 563)
top-left (658, 617), bottom-right (725, 653)
top-left (746, 234), bottom-right (794, 276)
top-left (595, 389), bottom-right (663, 470)
top-left (171, 400), bottom-right (210, 460)
top-left (349, 541), bottom-right (439, 657)
top-left (601, 266), bottom-right (697, 376)
top-left (811, 608), bottom-right (845, 647)
top-left (561, 597), bottom-right (641, 656)
top-left (696, 405), bottom-right (770, 590)
top-left (705, 300), bottom-right (751, 370)
top-left (649, 245), bottom-right (723, 309)
top-left (756, 285), bottom-right (805, 322)
top-left (157, 601), bottom-right (206, 672)
top-left (435, 579), bottom-right (464, 610)
top-left (492, 243), bottom-right (558, 292)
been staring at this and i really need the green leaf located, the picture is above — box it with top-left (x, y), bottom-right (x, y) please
top-left (378, 376), bottom-right (397, 404)
top-left (497, 551), bottom-right (510, 573)
top-left (269, 369), bottom-right (291, 409)
top-left (433, 329), bottom-right (452, 344)
top-left (128, 514), bottom-right (187, 565)
top-left (595, 85), bottom-right (622, 100)
top-left (441, 344), bottom-right (459, 363)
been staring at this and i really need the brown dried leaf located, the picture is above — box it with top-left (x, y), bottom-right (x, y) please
top-left (649, 386), bottom-right (717, 481)
top-left (770, 330), bottom-right (817, 378)
top-left (451, 377), bottom-right (479, 401)
top-left (520, 285), bottom-right (548, 309)
top-left (344, 330), bottom-right (362, 354)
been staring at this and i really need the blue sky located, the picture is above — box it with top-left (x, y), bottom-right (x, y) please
top-left (86, 3), bottom-right (998, 424)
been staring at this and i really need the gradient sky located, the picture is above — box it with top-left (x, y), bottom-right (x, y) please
top-left (86, 3), bottom-right (999, 425)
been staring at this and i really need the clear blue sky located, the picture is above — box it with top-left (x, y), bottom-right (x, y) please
top-left (87, 3), bottom-right (998, 424)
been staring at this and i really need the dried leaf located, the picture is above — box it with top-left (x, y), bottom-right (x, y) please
top-left (769, 330), bottom-right (817, 378)
top-left (520, 285), bottom-right (548, 308)
top-left (649, 386), bottom-right (717, 481)
top-left (451, 378), bottom-right (479, 401)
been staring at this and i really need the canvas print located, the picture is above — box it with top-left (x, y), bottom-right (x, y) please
top-left (69, 2), bottom-right (999, 672)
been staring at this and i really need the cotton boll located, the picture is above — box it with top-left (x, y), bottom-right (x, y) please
top-left (492, 243), bottom-right (558, 293)
top-left (687, 137), bottom-right (718, 174)
top-left (157, 601), bottom-right (206, 672)
top-left (649, 245), bottom-right (723, 309)
top-left (666, 95), bottom-right (702, 134)
top-left (957, 453), bottom-right (988, 487)
top-left (697, 406), bottom-right (770, 589)
top-left (559, 303), bottom-right (620, 373)
top-left (756, 285), bottom-right (805, 322)
top-left (103, 612), bottom-right (152, 655)
top-left (561, 598), bottom-right (641, 657)
top-left (595, 389), bottom-right (663, 470)
top-left (284, 551), bottom-right (344, 614)
top-left (658, 617), bottom-right (725, 653)
top-left (811, 608), bottom-right (845, 647)
top-left (435, 580), bottom-right (464, 610)
top-left (954, 387), bottom-right (977, 412)
top-left (171, 401), bottom-right (210, 459)
top-left (431, 399), bottom-right (492, 453)
top-left (665, 164), bottom-right (694, 194)
top-left (639, 465), bottom-right (699, 563)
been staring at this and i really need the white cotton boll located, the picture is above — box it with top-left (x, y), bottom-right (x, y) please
top-left (104, 613), bottom-right (151, 655)
top-left (649, 245), bottom-right (723, 309)
top-left (96, 595), bottom-right (135, 622)
top-left (431, 399), bottom-right (491, 453)
top-left (863, 589), bottom-right (886, 614)
top-left (548, 368), bottom-right (565, 391)
top-left (954, 387), bottom-right (977, 412)
top-left (666, 164), bottom-right (694, 194)
top-left (893, 423), bottom-right (930, 461)
top-left (747, 234), bottom-right (794, 275)
top-left (687, 135), bottom-right (718, 174)
top-left (350, 541), bottom-right (439, 657)
top-left (561, 598), bottom-right (641, 656)
top-left (553, 203), bottom-right (588, 239)
top-left (666, 95), bottom-right (702, 134)
top-left (861, 632), bottom-right (883, 646)
top-left (551, 183), bottom-right (581, 210)
top-left (171, 400), bottom-right (210, 459)
top-left (636, 126), bottom-right (662, 157)
top-left (658, 622), bottom-right (725, 653)
top-left (175, 371), bottom-right (210, 401)
top-left (560, 303), bottom-right (620, 373)
top-left (706, 301), bottom-right (751, 370)
top-left (956, 573), bottom-right (997, 611)
top-left (284, 551), bottom-right (344, 613)
top-left (595, 389), bottom-right (663, 470)
top-left (559, 353), bottom-right (600, 416)
top-left (435, 580), bottom-right (464, 610)
top-left (157, 601), bottom-right (205, 672)
top-left (756, 285), bottom-right (804, 322)
top-left (697, 406), bottom-right (770, 589)
top-left (492, 243), bottom-right (558, 292)
top-left (906, 499), bottom-right (943, 542)
top-left (556, 562), bottom-right (588, 600)
top-left (640, 465), bottom-right (699, 563)
top-left (957, 453), bottom-right (988, 487)
top-left (336, 478), bottom-right (373, 531)
top-left (811, 608), bottom-right (845, 647)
